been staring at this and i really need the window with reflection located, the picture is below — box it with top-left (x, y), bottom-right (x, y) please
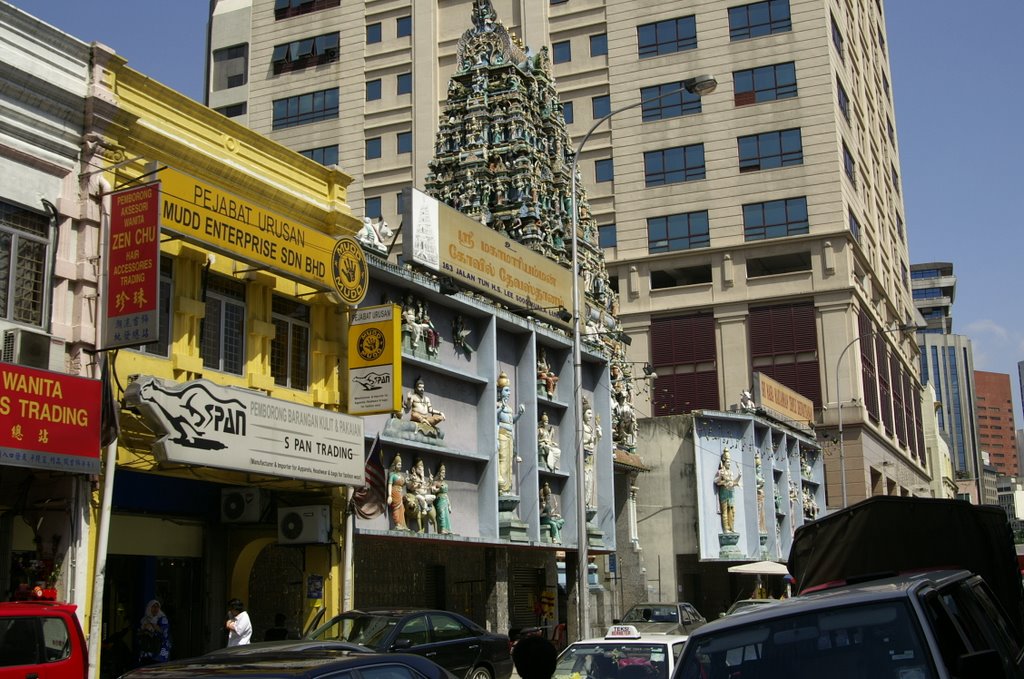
top-left (202, 275), bottom-right (246, 375)
top-left (271, 296), bottom-right (310, 391)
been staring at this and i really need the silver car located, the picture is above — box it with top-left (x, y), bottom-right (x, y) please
top-left (617, 603), bottom-right (706, 636)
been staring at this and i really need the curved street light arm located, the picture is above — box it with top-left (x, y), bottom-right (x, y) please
top-left (568, 76), bottom-right (716, 640)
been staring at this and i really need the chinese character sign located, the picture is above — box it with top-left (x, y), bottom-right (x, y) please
top-left (104, 182), bottom-right (161, 349)
top-left (0, 363), bottom-right (101, 473)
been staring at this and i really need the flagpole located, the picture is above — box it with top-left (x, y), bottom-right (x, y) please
top-left (87, 353), bottom-right (119, 679)
top-left (342, 486), bottom-right (354, 611)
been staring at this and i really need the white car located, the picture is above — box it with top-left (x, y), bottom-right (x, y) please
top-left (552, 625), bottom-right (688, 679)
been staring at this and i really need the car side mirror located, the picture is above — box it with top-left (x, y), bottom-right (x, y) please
top-left (957, 649), bottom-right (1006, 679)
top-left (392, 639), bottom-right (414, 651)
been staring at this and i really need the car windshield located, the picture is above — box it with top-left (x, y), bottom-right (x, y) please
top-left (309, 613), bottom-right (397, 648)
top-left (677, 601), bottom-right (938, 679)
top-left (555, 642), bottom-right (673, 679)
top-left (622, 606), bottom-right (678, 623)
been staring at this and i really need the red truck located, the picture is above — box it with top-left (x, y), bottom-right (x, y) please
top-left (0, 600), bottom-right (88, 679)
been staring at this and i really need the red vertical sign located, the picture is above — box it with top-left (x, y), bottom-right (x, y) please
top-left (104, 182), bottom-right (161, 349)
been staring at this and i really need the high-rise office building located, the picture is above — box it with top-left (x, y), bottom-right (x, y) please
top-left (207, 0), bottom-right (925, 507)
top-left (911, 262), bottom-right (983, 501)
top-left (975, 370), bottom-right (1018, 477)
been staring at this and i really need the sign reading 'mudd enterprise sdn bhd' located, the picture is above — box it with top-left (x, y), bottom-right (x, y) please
top-left (158, 166), bottom-right (368, 305)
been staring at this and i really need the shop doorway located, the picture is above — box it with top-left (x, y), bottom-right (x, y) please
top-left (101, 555), bottom-right (203, 678)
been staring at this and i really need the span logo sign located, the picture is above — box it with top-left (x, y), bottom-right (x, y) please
top-left (347, 304), bottom-right (401, 416)
top-left (126, 376), bottom-right (364, 486)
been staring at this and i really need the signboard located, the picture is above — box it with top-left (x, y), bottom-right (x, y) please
top-left (347, 304), bottom-right (402, 415)
top-left (104, 182), bottom-right (161, 349)
top-left (158, 167), bottom-right (367, 304)
top-left (306, 574), bottom-right (324, 600)
top-left (403, 188), bottom-right (575, 327)
top-left (752, 372), bottom-right (814, 431)
top-left (125, 376), bottom-right (364, 486)
top-left (0, 363), bottom-right (101, 473)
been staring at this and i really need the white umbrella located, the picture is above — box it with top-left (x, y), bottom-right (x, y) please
top-left (727, 560), bottom-right (790, 576)
top-left (727, 560), bottom-right (791, 598)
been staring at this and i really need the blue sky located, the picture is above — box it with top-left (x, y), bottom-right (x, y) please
top-left (17, 0), bottom-right (1024, 423)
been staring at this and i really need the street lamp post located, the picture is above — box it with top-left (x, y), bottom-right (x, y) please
top-left (568, 74), bottom-right (716, 640)
top-left (834, 323), bottom-right (917, 508)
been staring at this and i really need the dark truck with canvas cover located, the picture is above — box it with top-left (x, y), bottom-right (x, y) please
top-left (674, 497), bottom-right (1024, 679)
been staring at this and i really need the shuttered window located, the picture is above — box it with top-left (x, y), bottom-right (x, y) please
top-left (651, 313), bottom-right (719, 414)
top-left (912, 380), bottom-right (925, 462)
top-left (858, 310), bottom-right (880, 421)
top-left (749, 302), bottom-right (821, 408)
top-left (892, 359), bottom-right (906, 445)
top-left (876, 336), bottom-right (893, 435)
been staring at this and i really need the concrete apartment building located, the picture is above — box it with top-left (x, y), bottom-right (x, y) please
top-left (206, 0), bottom-right (926, 508)
top-left (975, 370), bottom-right (1019, 477)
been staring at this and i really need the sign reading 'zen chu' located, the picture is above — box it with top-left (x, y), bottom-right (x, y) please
top-left (125, 376), bottom-right (364, 486)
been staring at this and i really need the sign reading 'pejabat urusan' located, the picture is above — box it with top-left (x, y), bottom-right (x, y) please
top-left (125, 376), bottom-right (364, 486)
top-left (158, 167), bottom-right (367, 305)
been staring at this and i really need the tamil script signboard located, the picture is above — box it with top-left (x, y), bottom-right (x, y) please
top-left (0, 363), bottom-right (101, 473)
top-left (103, 182), bottom-right (161, 349)
top-left (125, 375), bottom-right (364, 486)
top-left (402, 188), bottom-right (575, 327)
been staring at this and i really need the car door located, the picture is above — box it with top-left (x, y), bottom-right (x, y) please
top-left (676, 606), bottom-right (695, 634)
top-left (423, 612), bottom-right (482, 679)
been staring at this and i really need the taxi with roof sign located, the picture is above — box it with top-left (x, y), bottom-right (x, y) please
top-left (552, 625), bottom-right (688, 679)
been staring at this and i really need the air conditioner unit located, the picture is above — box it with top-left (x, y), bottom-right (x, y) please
top-left (277, 505), bottom-right (331, 545)
top-left (221, 487), bottom-right (267, 523)
top-left (1, 328), bottom-right (54, 370)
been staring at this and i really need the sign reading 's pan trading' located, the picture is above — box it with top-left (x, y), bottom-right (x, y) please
top-left (158, 167), bottom-right (367, 304)
top-left (125, 376), bottom-right (364, 486)
top-left (403, 188), bottom-right (574, 326)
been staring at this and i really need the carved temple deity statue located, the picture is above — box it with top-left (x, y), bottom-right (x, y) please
top-left (581, 397), bottom-right (602, 510)
top-left (405, 458), bottom-right (437, 533)
top-left (755, 453), bottom-right (766, 533)
top-left (387, 454), bottom-right (408, 531)
top-left (536, 347), bottom-right (558, 399)
top-left (496, 371), bottom-right (525, 495)
top-left (355, 217), bottom-right (392, 254)
top-left (404, 377), bottom-right (445, 437)
top-left (537, 413), bottom-right (561, 472)
top-left (612, 387), bottom-right (638, 452)
top-left (401, 295), bottom-right (440, 357)
top-left (714, 449), bottom-right (741, 534)
top-left (432, 464), bottom-right (453, 535)
top-left (539, 481), bottom-right (565, 543)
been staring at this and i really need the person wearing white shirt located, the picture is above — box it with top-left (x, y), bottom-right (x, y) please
top-left (225, 598), bottom-right (252, 646)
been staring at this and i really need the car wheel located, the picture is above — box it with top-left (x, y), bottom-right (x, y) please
top-left (468, 665), bottom-right (492, 679)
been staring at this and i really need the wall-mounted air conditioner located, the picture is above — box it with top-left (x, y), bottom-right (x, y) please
top-left (1, 327), bottom-right (57, 370)
top-left (220, 487), bottom-right (267, 523)
top-left (277, 505), bottom-right (331, 545)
